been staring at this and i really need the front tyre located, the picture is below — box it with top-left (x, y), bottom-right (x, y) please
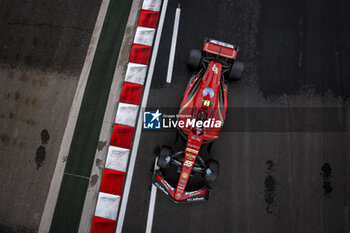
top-left (203, 159), bottom-right (219, 184)
top-left (157, 145), bottom-right (172, 169)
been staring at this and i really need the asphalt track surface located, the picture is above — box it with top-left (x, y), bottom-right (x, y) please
top-left (0, 0), bottom-right (349, 233)
top-left (122, 0), bottom-right (350, 233)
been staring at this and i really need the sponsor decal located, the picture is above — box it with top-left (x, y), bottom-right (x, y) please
top-left (203, 88), bottom-right (214, 98)
top-left (182, 172), bottom-right (188, 179)
top-left (186, 197), bottom-right (205, 202)
top-left (155, 182), bottom-right (168, 195)
top-left (183, 160), bottom-right (194, 167)
top-left (187, 143), bottom-right (200, 149)
top-left (185, 153), bottom-right (196, 160)
top-left (209, 39), bottom-right (234, 49)
top-left (160, 176), bottom-right (174, 191)
top-left (143, 109), bottom-right (161, 129)
top-left (212, 64), bottom-right (218, 74)
top-left (185, 148), bottom-right (199, 154)
top-left (191, 136), bottom-right (202, 141)
top-left (185, 190), bottom-right (201, 197)
top-left (202, 100), bottom-right (213, 107)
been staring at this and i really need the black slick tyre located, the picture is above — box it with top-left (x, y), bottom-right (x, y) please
top-left (228, 60), bottom-right (244, 80)
top-left (157, 145), bottom-right (172, 169)
top-left (204, 159), bottom-right (219, 184)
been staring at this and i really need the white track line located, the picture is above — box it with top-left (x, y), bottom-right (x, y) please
top-left (145, 158), bottom-right (159, 233)
top-left (166, 4), bottom-right (181, 84)
top-left (115, 0), bottom-right (169, 232)
top-left (146, 6), bottom-right (181, 232)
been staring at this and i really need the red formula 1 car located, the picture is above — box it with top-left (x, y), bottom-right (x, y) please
top-left (153, 38), bottom-right (244, 203)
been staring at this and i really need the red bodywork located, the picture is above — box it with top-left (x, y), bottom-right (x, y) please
top-left (178, 61), bottom-right (228, 141)
top-left (154, 40), bottom-right (237, 202)
top-left (174, 132), bottom-right (204, 200)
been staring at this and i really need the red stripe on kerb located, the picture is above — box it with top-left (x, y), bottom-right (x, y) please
top-left (100, 169), bottom-right (126, 196)
top-left (137, 10), bottom-right (159, 28)
top-left (91, 216), bottom-right (116, 233)
top-left (110, 124), bottom-right (134, 149)
top-left (129, 44), bottom-right (152, 65)
top-left (120, 82), bottom-right (143, 105)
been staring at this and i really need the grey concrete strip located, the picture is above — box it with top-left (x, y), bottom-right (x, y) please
top-left (38, 0), bottom-right (111, 231)
top-left (77, 0), bottom-right (142, 232)
top-left (0, 68), bottom-right (80, 233)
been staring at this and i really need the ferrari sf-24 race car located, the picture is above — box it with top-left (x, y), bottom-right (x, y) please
top-left (152, 38), bottom-right (244, 203)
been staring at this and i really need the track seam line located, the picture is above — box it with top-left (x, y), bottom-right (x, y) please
top-left (63, 173), bottom-right (90, 180)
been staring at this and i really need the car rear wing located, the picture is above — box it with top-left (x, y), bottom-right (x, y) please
top-left (203, 38), bottom-right (239, 59)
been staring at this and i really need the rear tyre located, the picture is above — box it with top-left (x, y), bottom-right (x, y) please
top-left (187, 49), bottom-right (202, 69)
top-left (228, 60), bottom-right (244, 81)
top-left (204, 159), bottom-right (219, 184)
top-left (157, 145), bottom-right (172, 169)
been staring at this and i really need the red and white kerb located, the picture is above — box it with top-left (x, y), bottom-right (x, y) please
top-left (90, 0), bottom-right (162, 232)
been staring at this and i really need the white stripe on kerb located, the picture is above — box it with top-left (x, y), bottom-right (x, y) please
top-left (94, 192), bottom-right (120, 220)
top-left (134, 27), bottom-right (156, 46)
top-left (124, 62), bottom-right (148, 85)
top-left (105, 146), bottom-right (130, 172)
top-left (115, 102), bottom-right (139, 127)
top-left (142, 0), bottom-right (161, 11)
